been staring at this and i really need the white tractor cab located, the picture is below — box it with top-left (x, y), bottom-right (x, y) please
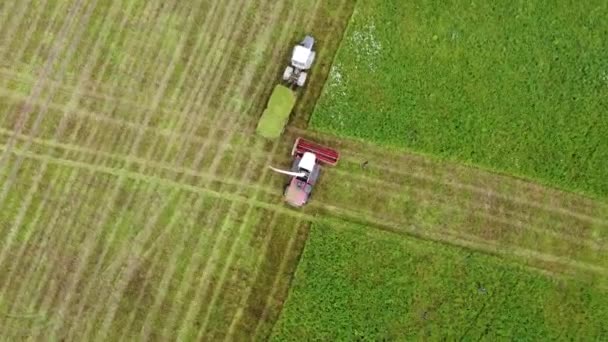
top-left (283, 35), bottom-right (316, 87)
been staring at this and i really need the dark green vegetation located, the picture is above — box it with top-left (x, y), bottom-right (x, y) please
top-left (272, 220), bottom-right (608, 341)
top-left (311, 0), bottom-right (608, 198)
top-left (256, 85), bottom-right (296, 139)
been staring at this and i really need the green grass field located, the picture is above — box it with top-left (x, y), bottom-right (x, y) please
top-left (311, 0), bottom-right (608, 198)
top-left (272, 220), bottom-right (608, 341)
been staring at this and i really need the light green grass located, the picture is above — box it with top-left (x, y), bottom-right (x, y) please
top-left (272, 220), bottom-right (608, 341)
top-left (0, 0), bottom-right (354, 339)
top-left (256, 85), bottom-right (296, 139)
top-left (311, 0), bottom-right (608, 198)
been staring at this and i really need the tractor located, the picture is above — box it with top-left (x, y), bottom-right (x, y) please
top-left (269, 138), bottom-right (339, 207)
top-left (282, 35), bottom-right (316, 87)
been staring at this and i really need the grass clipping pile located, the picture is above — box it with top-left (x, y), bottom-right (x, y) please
top-left (256, 85), bottom-right (296, 139)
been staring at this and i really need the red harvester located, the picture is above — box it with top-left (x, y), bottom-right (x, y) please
top-left (269, 138), bottom-right (339, 207)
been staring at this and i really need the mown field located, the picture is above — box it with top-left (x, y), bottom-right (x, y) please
top-left (273, 220), bottom-right (608, 341)
top-left (0, 0), bottom-right (354, 339)
top-left (311, 0), bottom-right (608, 198)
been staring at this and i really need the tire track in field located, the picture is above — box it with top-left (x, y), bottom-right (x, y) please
top-left (324, 161), bottom-right (606, 250)
top-left (0, 0), bottom-right (76, 120)
top-left (0, 127), bottom-right (277, 196)
top-left (0, 0), bottom-right (136, 309)
top-left (133, 198), bottom-right (235, 341)
top-left (169, 1), bottom-right (288, 337)
top-left (53, 1), bottom-right (177, 338)
top-left (0, 0), bottom-right (98, 294)
top-left (91, 0), bottom-right (241, 330)
top-left (0, 165), bottom-right (68, 334)
top-left (314, 204), bottom-right (608, 277)
top-left (192, 140), bottom-right (279, 340)
top-left (287, 130), bottom-right (608, 275)
top-left (172, 0), bottom-right (316, 335)
top-left (288, 131), bottom-right (608, 258)
top-left (2, 170), bottom-right (113, 337)
top-left (0, 0), bottom-right (35, 57)
top-left (147, 0), bottom-right (224, 165)
top-left (137, 0), bottom-right (247, 169)
top-left (1, 84), bottom-right (601, 235)
top-left (3, 118), bottom-right (596, 272)
top-left (16, 0), bottom-right (163, 336)
top-left (251, 220), bottom-right (305, 339)
top-left (192, 1), bottom-right (317, 338)
top-left (133, 191), bottom-right (221, 340)
top-left (45, 0), bottom-right (186, 336)
top-left (1, 85), bottom-right (600, 235)
top-left (0, 0), bottom-right (87, 205)
top-left (0, 0), bottom-right (21, 37)
top-left (0, 0), bottom-right (54, 69)
top-left (106, 191), bottom-right (193, 340)
top-left (1, 0), bottom-right (69, 99)
top-left (292, 128), bottom-right (608, 226)
top-left (53, 0), bottom-right (226, 331)
top-left (223, 212), bottom-right (282, 340)
top-left (69, 0), bottom-right (200, 335)
top-left (3, 142), bottom-right (607, 282)
top-left (89, 0), bottom-right (256, 336)
top-left (27, 29), bottom-right (153, 336)
top-left (3, 113), bottom-right (604, 266)
top-left (0, 169), bottom-right (104, 338)
top-left (0, 162), bottom-right (67, 309)
top-left (3, 75), bottom-right (604, 239)
top-left (58, 0), bottom-right (147, 155)
top-left (124, 2), bottom-right (258, 335)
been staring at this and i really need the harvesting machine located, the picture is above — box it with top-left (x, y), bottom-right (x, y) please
top-left (269, 138), bottom-right (339, 207)
top-left (282, 35), bottom-right (316, 87)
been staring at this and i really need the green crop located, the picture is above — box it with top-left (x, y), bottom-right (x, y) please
top-left (272, 220), bottom-right (608, 341)
top-left (256, 85), bottom-right (296, 139)
top-left (311, 0), bottom-right (608, 198)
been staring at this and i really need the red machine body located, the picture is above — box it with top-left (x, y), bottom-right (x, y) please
top-left (272, 138), bottom-right (339, 207)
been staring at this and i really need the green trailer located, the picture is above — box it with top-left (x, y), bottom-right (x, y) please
top-left (256, 84), bottom-right (296, 139)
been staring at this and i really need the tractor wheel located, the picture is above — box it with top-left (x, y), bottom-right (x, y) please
top-left (283, 66), bottom-right (294, 81)
top-left (297, 72), bottom-right (307, 87)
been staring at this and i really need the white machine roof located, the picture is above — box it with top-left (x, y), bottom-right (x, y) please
top-left (292, 45), bottom-right (310, 66)
top-left (298, 152), bottom-right (316, 172)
